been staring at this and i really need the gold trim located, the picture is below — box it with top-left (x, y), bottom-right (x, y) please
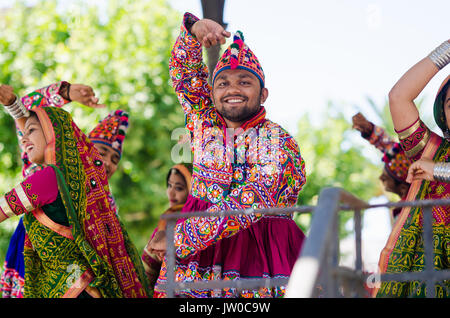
top-left (404, 129), bottom-right (430, 158)
top-left (0, 196), bottom-right (15, 218)
top-left (33, 108), bottom-right (56, 165)
top-left (32, 208), bottom-right (73, 240)
top-left (62, 269), bottom-right (94, 298)
top-left (397, 118), bottom-right (421, 140)
top-left (15, 185), bottom-right (34, 212)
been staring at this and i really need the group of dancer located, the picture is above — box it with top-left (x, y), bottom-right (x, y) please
top-left (0, 12), bottom-right (448, 298)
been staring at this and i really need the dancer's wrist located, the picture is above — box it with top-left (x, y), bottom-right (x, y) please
top-left (428, 40), bottom-right (450, 70)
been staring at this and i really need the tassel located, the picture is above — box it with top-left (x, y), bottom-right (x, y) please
top-left (230, 31), bottom-right (244, 69)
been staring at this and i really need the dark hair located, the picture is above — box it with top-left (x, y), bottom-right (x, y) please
top-left (434, 79), bottom-right (450, 133)
top-left (166, 162), bottom-right (193, 187)
top-left (442, 81), bottom-right (450, 120)
top-left (27, 111), bottom-right (38, 120)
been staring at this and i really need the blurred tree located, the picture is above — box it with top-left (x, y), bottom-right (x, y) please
top-left (0, 0), bottom-right (185, 261)
top-left (294, 101), bottom-right (382, 236)
top-left (354, 95), bottom-right (434, 139)
top-left (294, 96), bottom-right (434, 237)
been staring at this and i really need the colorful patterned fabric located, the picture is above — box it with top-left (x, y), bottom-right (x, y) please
top-left (375, 116), bottom-right (450, 297)
top-left (142, 204), bottom-right (185, 293)
top-left (0, 217), bottom-right (25, 298)
top-left (365, 123), bottom-right (411, 183)
top-left (1, 82), bottom-right (69, 298)
top-left (0, 166), bottom-right (91, 298)
top-left (1, 106), bottom-right (149, 297)
top-left (155, 12), bottom-right (306, 298)
top-left (212, 29), bottom-right (265, 88)
top-left (154, 196), bottom-right (305, 298)
top-left (88, 110), bottom-right (129, 158)
top-left (382, 143), bottom-right (411, 183)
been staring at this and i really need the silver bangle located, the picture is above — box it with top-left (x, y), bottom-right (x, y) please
top-left (3, 95), bottom-right (30, 119)
top-left (433, 162), bottom-right (450, 183)
top-left (428, 41), bottom-right (450, 70)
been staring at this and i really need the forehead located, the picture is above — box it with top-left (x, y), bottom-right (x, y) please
top-left (93, 143), bottom-right (119, 157)
top-left (168, 171), bottom-right (186, 185)
top-left (24, 115), bottom-right (43, 134)
top-left (25, 115), bottom-right (40, 127)
top-left (215, 68), bottom-right (258, 81)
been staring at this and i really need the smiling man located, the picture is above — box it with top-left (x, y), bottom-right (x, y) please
top-left (153, 13), bottom-right (307, 298)
top-left (212, 69), bottom-right (268, 128)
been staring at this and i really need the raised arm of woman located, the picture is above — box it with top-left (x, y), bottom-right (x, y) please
top-left (389, 40), bottom-right (450, 131)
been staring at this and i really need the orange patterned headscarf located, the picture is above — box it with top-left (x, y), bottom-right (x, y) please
top-left (172, 163), bottom-right (192, 193)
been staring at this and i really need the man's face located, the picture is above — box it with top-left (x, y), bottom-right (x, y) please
top-left (212, 69), bottom-right (268, 128)
top-left (93, 143), bottom-right (120, 179)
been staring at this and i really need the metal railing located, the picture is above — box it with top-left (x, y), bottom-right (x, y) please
top-left (160, 187), bottom-right (450, 298)
top-left (287, 187), bottom-right (450, 298)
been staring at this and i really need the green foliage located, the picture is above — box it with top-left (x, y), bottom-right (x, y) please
top-left (0, 0), bottom-right (184, 261)
top-left (294, 102), bottom-right (383, 236)
top-left (294, 95), bottom-right (436, 237)
top-left (355, 95), bottom-right (435, 137)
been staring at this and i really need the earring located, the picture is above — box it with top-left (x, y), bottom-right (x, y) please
top-left (444, 128), bottom-right (450, 140)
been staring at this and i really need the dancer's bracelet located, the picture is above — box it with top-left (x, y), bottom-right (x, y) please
top-left (428, 41), bottom-right (450, 70)
top-left (3, 95), bottom-right (30, 119)
top-left (433, 162), bottom-right (450, 183)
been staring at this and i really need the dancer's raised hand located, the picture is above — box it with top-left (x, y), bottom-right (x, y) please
top-left (68, 84), bottom-right (105, 108)
top-left (0, 84), bottom-right (17, 106)
top-left (191, 18), bottom-right (231, 48)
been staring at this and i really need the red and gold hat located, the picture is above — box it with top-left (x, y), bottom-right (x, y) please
top-left (382, 143), bottom-right (411, 183)
top-left (88, 110), bottom-right (129, 158)
top-left (212, 31), bottom-right (265, 88)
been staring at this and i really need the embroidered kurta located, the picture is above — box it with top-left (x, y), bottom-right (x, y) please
top-left (376, 118), bottom-right (450, 297)
top-left (154, 13), bottom-right (307, 298)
